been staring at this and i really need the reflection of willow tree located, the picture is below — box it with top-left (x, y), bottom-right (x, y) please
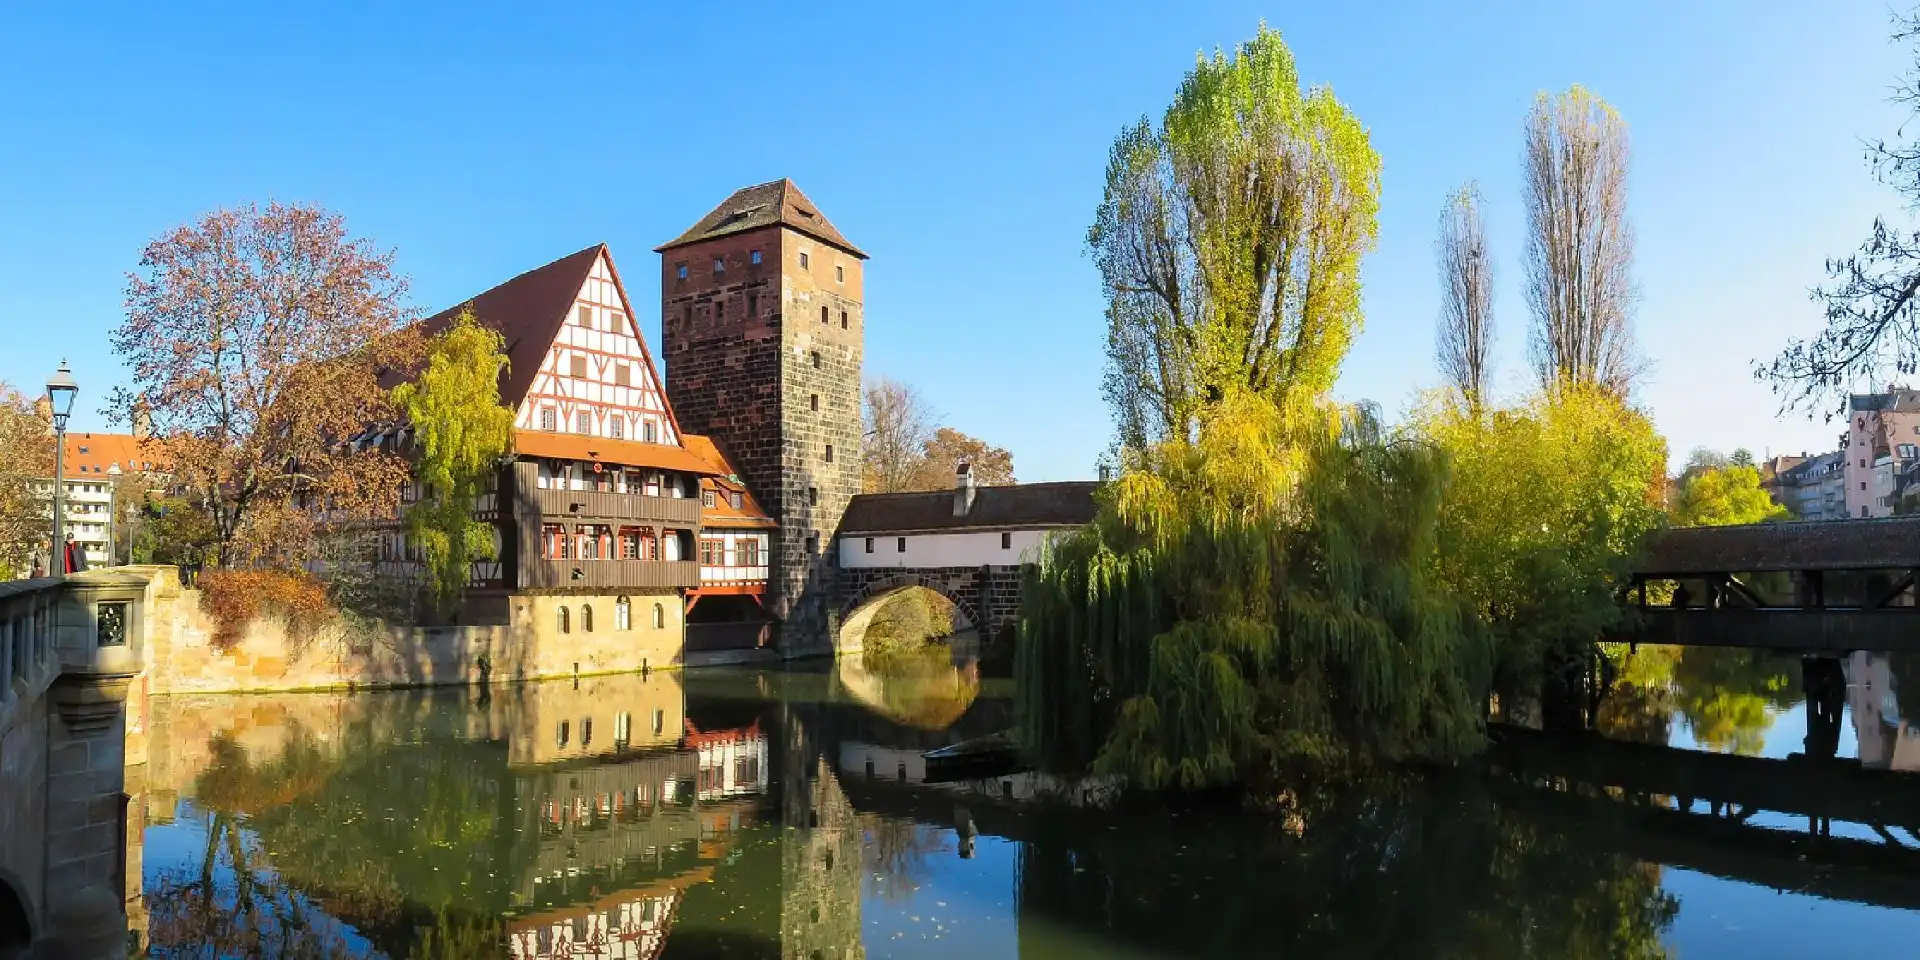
top-left (1016, 774), bottom-right (1674, 958)
top-left (1595, 645), bottom-right (1679, 745)
top-left (163, 719), bottom-right (514, 957)
top-left (1671, 648), bottom-right (1799, 755)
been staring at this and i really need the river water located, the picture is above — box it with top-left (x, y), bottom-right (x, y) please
top-left (129, 645), bottom-right (1920, 958)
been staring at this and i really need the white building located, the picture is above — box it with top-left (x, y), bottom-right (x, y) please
top-left (836, 467), bottom-right (1099, 571)
top-left (30, 476), bottom-right (115, 569)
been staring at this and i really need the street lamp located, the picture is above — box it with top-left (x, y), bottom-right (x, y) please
top-left (46, 362), bottom-right (77, 577)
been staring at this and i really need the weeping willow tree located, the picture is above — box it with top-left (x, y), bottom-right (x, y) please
top-left (1017, 391), bottom-right (1490, 788)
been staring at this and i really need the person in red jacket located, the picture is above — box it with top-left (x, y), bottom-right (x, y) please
top-left (62, 532), bottom-right (87, 574)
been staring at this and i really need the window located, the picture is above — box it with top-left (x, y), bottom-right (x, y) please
top-left (540, 408), bottom-right (556, 431)
top-left (1903, 444), bottom-right (1918, 459)
top-left (1863, 481), bottom-right (1869, 490)
top-left (610, 311), bottom-right (625, 332)
top-left (653, 708), bottom-right (665, 735)
top-left (571, 356), bottom-right (587, 378)
top-left (808, 486), bottom-right (818, 506)
top-left (700, 538), bottom-right (716, 565)
top-left (1002, 532), bottom-right (1012, 549)
top-left (676, 262), bottom-right (688, 280)
top-left (729, 491), bottom-right (742, 509)
top-left (840, 310), bottom-right (848, 329)
top-left (865, 537), bottom-right (874, 554)
top-left (581, 604), bottom-right (594, 633)
top-left (713, 257), bottom-right (725, 274)
top-left (581, 719), bottom-right (592, 747)
top-left (897, 537), bottom-right (907, 553)
top-left (577, 411), bottom-right (593, 434)
top-left (644, 421), bottom-right (658, 443)
top-left (748, 293), bottom-right (758, 315)
top-left (652, 603), bottom-right (665, 629)
top-left (799, 251), bottom-right (810, 269)
top-left (607, 418), bottom-right (623, 440)
top-left (683, 304), bottom-right (692, 325)
top-left (1861, 459), bottom-right (1867, 468)
top-left (750, 249), bottom-right (763, 265)
top-left (1864, 505), bottom-right (1871, 517)
top-left (713, 298), bottom-right (723, 320)
top-left (807, 532), bottom-right (820, 555)
top-left (557, 720), bottom-right (570, 747)
top-left (703, 489), bottom-right (717, 508)
top-left (541, 523), bottom-right (567, 558)
top-left (810, 394), bottom-right (819, 411)
top-left (821, 305), bottom-right (830, 323)
top-left (616, 597), bottom-right (631, 631)
top-left (824, 444), bottom-right (834, 463)
top-left (576, 305), bottom-right (592, 327)
top-left (558, 606), bottom-right (570, 634)
top-left (615, 712), bottom-right (631, 744)
top-left (738, 538), bottom-right (759, 565)
top-left (616, 365), bottom-right (632, 387)
top-left (811, 351), bottom-right (821, 368)
top-left (836, 264), bottom-right (845, 283)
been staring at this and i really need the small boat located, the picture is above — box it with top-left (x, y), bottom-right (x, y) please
top-left (923, 730), bottom-right (1028, 782)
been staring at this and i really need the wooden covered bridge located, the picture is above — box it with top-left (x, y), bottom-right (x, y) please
top-left (1629, 516), bottom-right (1920, 652)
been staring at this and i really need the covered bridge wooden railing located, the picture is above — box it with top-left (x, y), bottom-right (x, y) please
top-left (1628, 517), bottom-right (1920, 652)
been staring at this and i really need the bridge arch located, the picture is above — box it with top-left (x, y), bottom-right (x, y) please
top-left (836, 575), bottom-right (980, 654)
top-left (0, 869), bottom-right (33, 959)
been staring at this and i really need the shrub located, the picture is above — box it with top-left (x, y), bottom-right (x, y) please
top-left (198, 569), bottom-right (330, 651)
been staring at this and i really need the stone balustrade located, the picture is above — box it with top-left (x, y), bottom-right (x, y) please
top-left (0, 568), bottom-right (156, 959)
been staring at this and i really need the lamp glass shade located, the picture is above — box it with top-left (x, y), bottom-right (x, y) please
top-left (45, 363), bottom-right (77, 419)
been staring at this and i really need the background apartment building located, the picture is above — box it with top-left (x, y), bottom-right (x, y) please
top-left (1844, 390), bottom-right (1920, 519)
top-left (1769, 450), bottom-right (1847, 521)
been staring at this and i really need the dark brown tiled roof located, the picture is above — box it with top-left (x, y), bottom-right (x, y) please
top-left (654, 179), bottom-right (867, 258)
top-left (402, 245), bottom-right (605, 409)
top-left (1638, 517), bottom-right (1920, 575)
top-left (839, 482), bottom-right (1100, 535)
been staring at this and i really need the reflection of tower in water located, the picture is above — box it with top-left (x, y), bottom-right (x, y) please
top-left (780, 706), bottom-right (866, 960)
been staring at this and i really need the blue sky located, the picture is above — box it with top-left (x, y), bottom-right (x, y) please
top-left (0, 2), bottom-right (1909, 479)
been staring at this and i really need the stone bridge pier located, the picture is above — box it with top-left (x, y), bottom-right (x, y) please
top-left (0, 568), bottom-right (164, 959)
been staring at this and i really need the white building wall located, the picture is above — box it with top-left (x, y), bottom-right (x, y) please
top-left (34, 478), bottom-right (115, 566)
top-left (699, 530), bottom-right (770, 584)
top-left (516, 252), bottom-right (679, 445)
top-left (838, 528), bottom-right (1055, 569)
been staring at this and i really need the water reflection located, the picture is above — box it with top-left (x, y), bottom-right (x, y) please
top-left (129, 647), bottom-right (1920, 958)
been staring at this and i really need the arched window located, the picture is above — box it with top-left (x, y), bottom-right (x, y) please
top-left (581, 604), bottom-right (594, 633)
top-left (652, 602), bottom-right (665, 630)
top-left (557, 606), bottom-right (569, 634)
top-left (616, 597), bottom-right (632, 631)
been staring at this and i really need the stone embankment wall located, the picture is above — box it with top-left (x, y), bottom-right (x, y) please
top-left (126, 566), bottom-right (687, 694)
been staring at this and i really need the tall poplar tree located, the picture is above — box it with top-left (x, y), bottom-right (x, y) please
top-left (1089, 25), bottom-right (1382, 451)
top-left (391, 308), bottom-right (514, 615)
top-left (1436, 184), bottom-right (1496, 412)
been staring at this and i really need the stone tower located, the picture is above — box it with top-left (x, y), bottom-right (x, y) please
top-left (658, 180), bottom-right (865, 655)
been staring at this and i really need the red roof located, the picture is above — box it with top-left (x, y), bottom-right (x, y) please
top-left (514, 430), bottom-right (720, 476)
top-left (61, 432), bottom-right (164, 477)
top-left (682, 434), bottom-right (776, 529)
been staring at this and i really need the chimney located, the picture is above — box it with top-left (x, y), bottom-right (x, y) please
top-left (1098, 464), bottom-right (1112, 483)
top-left (953, 461), bottom-right (976, 517)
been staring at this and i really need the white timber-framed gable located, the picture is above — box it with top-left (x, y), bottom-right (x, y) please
top-left (518, 251), bottom-right (680, 446)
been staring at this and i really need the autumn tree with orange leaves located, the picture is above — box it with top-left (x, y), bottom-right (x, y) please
top-left (109, 203), bottom-right (421, 568)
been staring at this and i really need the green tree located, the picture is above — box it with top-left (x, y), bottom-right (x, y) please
top-left (1728, 447), bottom-right (1755, 468)
top-left (1017, 391), bottom-right (1488, 787)
top-left (391, 308), bottom-right (514, 615)
top-left (1671, 464), bottom-right (1787, 527)
top-left (1418, 385), bottom-right (1669, 700)
top-left (1089, 25), bottom-right (1381, 451)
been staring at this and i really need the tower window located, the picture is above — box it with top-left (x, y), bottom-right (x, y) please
top-left (836, 264), bottom-right (844, 283)
top-left (683, 305), bottom-right (692, 325)
top-left (841, 310), bottom-right (848, 329)
top-left (811, 351), bottom-right (821, 368)
top-left (821, 305), bottom-right (829, 324)
top-left (676, 262), bottom-right (688, 280)
top-left (713, 257), bottom-right (725, 274)
top-left (748, 293), bottom-right (758, 315)
top-left (799, 251), bottom-right (810, 269)
top-left (750, 249), bottom-right (763, 265)
top-left (808, 486), bottom-right (818, 506)
top-left (810, 394), bottom-right (819, 411)
top-left (807, 532), bottom-right (820, 555)
top-left (713, 299), bottom-right (724, 320)
top-left (825, 444), bottom-right (834, 463)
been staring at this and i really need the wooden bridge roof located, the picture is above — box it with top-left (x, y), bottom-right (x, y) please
top-left (1637, 516), bottom-right (1920, 575)
top-left (839, 482), bottom-right (1099, 535)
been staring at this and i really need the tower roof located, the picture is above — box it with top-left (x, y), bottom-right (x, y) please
top-left (655, 179), bottom-right (866, 259)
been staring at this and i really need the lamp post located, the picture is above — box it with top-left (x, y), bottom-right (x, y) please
top-left (46, 362), bottom-right (77, 577)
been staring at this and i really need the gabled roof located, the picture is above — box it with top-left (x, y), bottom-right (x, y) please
top-left (61, 432), bottom-right (164, 477)
top-left (410, 245), bottom-right (604, 408)
top-left (839, 482), bottom-right (1100, 535)
top-left (655, 179), bottom-right (867, 259)
top-left (682, 434), bottom-right (776, 529)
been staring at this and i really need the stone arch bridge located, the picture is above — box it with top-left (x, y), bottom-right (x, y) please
top-left (830, 479), bottom-right (1100, 649)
